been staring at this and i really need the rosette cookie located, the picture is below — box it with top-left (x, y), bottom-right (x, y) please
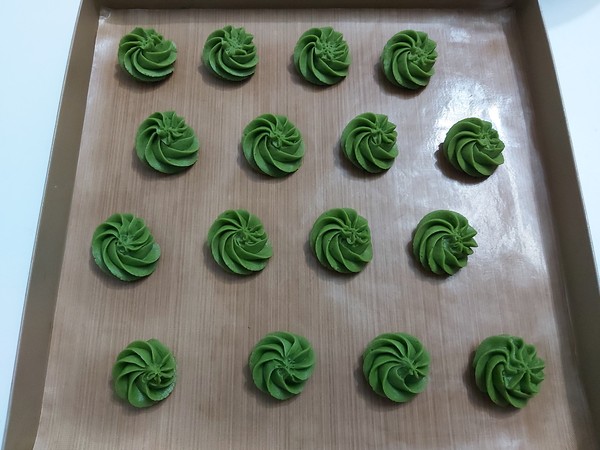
top-left (381, 30), bottom-right (437, 90)
top-left (341, 113), bottom-right (399, 173)
top-left (412, 210), bottom-right (477, 276)
top-left (363, 333), bottom-right (430, 403)
top-left (474, 335), bottom-right (545, 408)
top-left (207, 209), bottom-right (272, 275)
top-left (309, 208), bottom-right (372, 274)
top-left (249, 331), bottom-right (316, 400)
top-left (202, 25), bottom-right (258, 82)
top-left (242, 114), bottom-right (304, 177)
top-left (91, 213), bottom-right (160, 282)
top-left (118, 27), bottom-right (177, 82)
top-left (293, 27), bottom-right (350, 86)
top-left (135, 111), bottom-right (199, 174)
top-left (443, 118), bottom-right (505, 177)
top-left (113, 339), bottom-right (176, 408)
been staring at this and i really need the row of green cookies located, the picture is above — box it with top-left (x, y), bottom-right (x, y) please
top-left (135, 110), bottom-right (505, 177)
top-left (119, 25), bottom-right (437, 88)
top-left (113, 332), bottom-right (545, 408)
top-left (91, 208), bottom-right (476, 280)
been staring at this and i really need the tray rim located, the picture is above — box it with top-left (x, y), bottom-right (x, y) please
top-left (4, 1), bottom-right (599, 448)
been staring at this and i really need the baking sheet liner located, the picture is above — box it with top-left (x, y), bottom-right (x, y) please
top-left (31, 7), bottom-right (595, 449)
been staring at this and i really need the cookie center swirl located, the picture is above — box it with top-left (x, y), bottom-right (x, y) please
top-left (224, 37), bottom-right (243, 55)
top-left (116, 233), bottom-right (132, 254)
top-left (144, 364), bottom-right (164, 384)
top-left (477, 131), bottom-right (492, 147)
top-left (341, 225), bottom-right (361, 245)
top-left (402, 360), bottom-right (418, 375)
top-left (408, 45), bottom-right (426, 62)
top-left (139, 37), bottom-right (155, 50)
top-left (234, 228), bottom-right (253, 245)
top-left (370, 127), bottom-right (385, 145)
top-left (278, 357), bottom-right (295, 373)
top-left (446, 229), bottom-right (469, 254)
top-left (156, 126), bottom-right (180, 145)
top-left (512, 361), bottom-right (529, 375)
top-left (317, 39), bottom-right (337, 60)
top-left (156, 128), bottom-right (168, 138)
top-left (269, 129), bottom-right (286, 148)
top-left (449, 229), bottom-right (462, 243)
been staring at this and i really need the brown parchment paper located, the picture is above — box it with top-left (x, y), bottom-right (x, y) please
top-left (32, 7), bottom-right (596, 449)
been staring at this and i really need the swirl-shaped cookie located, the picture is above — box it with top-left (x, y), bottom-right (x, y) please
top-left (443, 118), bottom-right (505, 177)
top-left (412, 210), bottom-right (477, 276)
top-left (293, 27), bottom-right (351, 86)
top-left (91, 213), bottom-right (160, 281)
top-left (309, 208), bottom-right (372, 274)
top-left (248, 331), bottom-right (316, 400)
top-left (341, 113), bottom-right (398, 173)
top-left (112, 339), bottom-right (176, 408)
top-left (242, 114), bottom-right (304, 177)
top-left (363, 333), bottom-right (430, 403)
top-left (135, 111), bottom-right (199, 174)
top-left (381, 30), bottom-right (437, 90)
top-left (118, 27), bottom-right (177, 82)
top-left (202, 25), bottom-right (258, 82)
top-left (473, 335), bottom-right (545, 408)
top-left (207, 209), bottom-right (272, 275)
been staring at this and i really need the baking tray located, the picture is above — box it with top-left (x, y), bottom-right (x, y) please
top-left (5, 0), bottom-right (600, 448)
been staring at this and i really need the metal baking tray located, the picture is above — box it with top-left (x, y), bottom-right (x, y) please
top-left (5, 0), bottom-right (599, 448)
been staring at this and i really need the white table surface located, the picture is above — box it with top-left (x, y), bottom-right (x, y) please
top-left (2, 0), bottom-right (598, 441)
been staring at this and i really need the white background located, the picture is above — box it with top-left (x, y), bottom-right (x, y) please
top-left (1, 0), bottom-right (598, 440)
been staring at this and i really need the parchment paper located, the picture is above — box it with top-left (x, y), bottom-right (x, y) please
top-left (33, 7), bottom-right (595, 449)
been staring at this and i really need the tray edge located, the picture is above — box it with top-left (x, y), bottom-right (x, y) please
top-left (2, 0), bottom-right (100, 448)
top-left (514, 0), bottom-right (600, 445)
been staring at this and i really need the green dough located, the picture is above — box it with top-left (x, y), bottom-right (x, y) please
top-left (293, 27), bottom-right (350, 86)
top-left (473, 335), bottom-right (545, 408)
top-left (113, 339), bottom-right (176, 408)
top-left (443, 117), bottom-right (505, 177)
top-left (341, 113), bottom-right (399, 173)
top-left (207, 209), bottom-right (272, 275)
top-left (309, 208), bottom-right (372, 274)
top-left (249, 331), bottom-right (316, 400)
top-left (381, 30), bottom-right (437, 90)
top-left (91, 213), bottom-right (160, 281)
top-left (363, 333), bottom-right (430, 403)
top-left (135, 111), bottom-right (199, 174)
top-left (412, 210), bottom-right (477, 276)
top-left (242, 114), bottom-right (304, 177)
top-left (202, 25), bottom-right (258, 81)
top-left (118, 28), bottom-right (177, 82)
